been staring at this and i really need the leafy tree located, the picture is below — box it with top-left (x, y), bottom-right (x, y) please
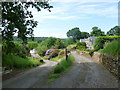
top-left (54, 38), bottom-right (65, 49)
top-left (46, 37), bottom-right (57, 48)
top-left (107, 26), bottom-right (120, 36)
top-left (81, 32), bottom-right (90, 39)
top-left (65, 37), bottom-right (74, 46)
top-left (2, 1), bottom-right (53, 44)
top-left (90, 26), bottom-right (105, 36)
top-left (67, 27), bottom-right (81, 42)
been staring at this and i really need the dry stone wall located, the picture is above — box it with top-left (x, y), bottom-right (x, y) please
top-left (92, 52), bottom-right (119, 79)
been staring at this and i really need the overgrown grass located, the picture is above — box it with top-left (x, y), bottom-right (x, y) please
top-left (2, 54), bottom-right (43, 70)
top-left (47, 55), bottom-right (74, 83)
top-left (98, 40), bottom-right (120, 56)
top-left (50, 56), bottom-right (65, 62)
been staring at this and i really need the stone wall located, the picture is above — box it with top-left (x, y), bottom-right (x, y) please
top-left (92, 52), bottom-right (119, 79)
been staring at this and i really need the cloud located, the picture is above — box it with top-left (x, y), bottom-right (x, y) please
top-left (50, 0), bottom-right (119, 3)
top-left (33, 32), bottom-right (67, 38)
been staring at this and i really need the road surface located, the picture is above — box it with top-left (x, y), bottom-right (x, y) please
top-left (42, 51), bottom-right (118, 88)
top-left (2, 60), bottom-right (58, 88)
top-left (2, 51), bottom-right (118, 88)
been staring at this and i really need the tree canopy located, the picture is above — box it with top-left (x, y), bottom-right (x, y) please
top-left (66, 27), bottom-right (81, 42)
top-left (2, 1), bottom-right (53, 44)
top-left (90, 26), bottom-right (105, 36)
top-left (81, 32), bottom-right (90, 39)
top-left (107, 26), bottom-right (120, 36)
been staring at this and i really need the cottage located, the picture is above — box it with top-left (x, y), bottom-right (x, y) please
top-left (80, 37), bottom-right (97, 49)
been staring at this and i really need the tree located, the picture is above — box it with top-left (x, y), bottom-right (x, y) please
top-left (2, 1), bottom-right (53, 44)
top-left (81, 32), bottom-right (90, 39)
top-left (54, 38), bottom-right (65, 49)
top-left (67, 27), bottom-right (81, 42)
top-left (90, 26), bottom-right (105, 36)
top-left (107, 26), bottom-right (120, 36)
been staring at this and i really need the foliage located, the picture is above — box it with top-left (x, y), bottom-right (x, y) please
top-left (47, 55), bottom-right (74, 83)
top-left (76, 42), bottom-right (86, 47)
top-left (107, 26), bottom-right (120, 36)
top-left (67, 27), bottom-right (81, 42)
top-left (45, 49), bottom-right (60, 59)
top-left (2, 54), bottom-right (42, 70)
top-left (94, 36), bottom-right (120, 50)
top-left (67, 44), bottom-right (76, 52)
top-left (54, 38), bottom-right (65, 49)
top-left (58, 50), bottom-right (65, 57)
top-left (2, 42), bottom-right (28, 58)
top-left (53, 55), bottom-right (74, 73)
top-left (51, 49), bottom-right (60, 58)
top-left (64, 37), bottom-right (74, 46)
top-left (76, 46), bottom-right (86, 51)
top-left (2, 2), bottom-right (53, 44)
top-left (98, 40), bottom-right (120, 56)
top-left (37, 45), bottom-right (48, 56)
top-left (13, 36), bottom-right (48, 43)
top-left (90, 26), bottom-right (105, 36)
top-left (46, 37), bottom-right (57, 48)
top-left (81, 32), bottom-right (90, 39)
top-left (27, 42), bottom-right (38, 50)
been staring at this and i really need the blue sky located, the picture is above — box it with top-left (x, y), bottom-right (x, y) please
top-left (30, 0), bottom-right (119, 38)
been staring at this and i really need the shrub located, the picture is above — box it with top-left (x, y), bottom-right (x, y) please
top-left (27, 42), bottom-right (38, 50)
top-left (76, 46), bottom-right (86, 51)
top-left (94, 36), bottom-right (120, 50)
top-left (2, 42), bottom-right (28, 58)
top-left (54, 55), bottom-right (74, 73)
top-left (76, 42), bottom-right (86, 47)
top-left (37, 45), bottom-right (48, 56)
top-left (98, 40), bottom-right (120, 56)
top-left (58, 50), bottom-right (65, 57)
top-left (51, 49), bottom-right (60, 58)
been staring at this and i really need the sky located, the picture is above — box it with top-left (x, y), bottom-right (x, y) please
top-left (30, 0), bottom-right (119, 38)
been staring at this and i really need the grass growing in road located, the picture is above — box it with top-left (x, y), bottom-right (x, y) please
top-left (2, 54), bottom-right (43, 70)
top-left (47, 55), bottom-right (74, 83)
top-left (98, 40), bottom-right (120, 56)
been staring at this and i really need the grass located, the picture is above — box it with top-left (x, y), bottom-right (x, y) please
top-left (98, 40), bottom-right (120, 56)
top-left (47, 55), bottom-right (74, 84)
top-left (50, 56), bottom-right (65, 62)
top-left (2, 54), bottom-right (43, 70)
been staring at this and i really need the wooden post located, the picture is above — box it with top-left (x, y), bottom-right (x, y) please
top-left (65, 48), bottom-right (68, 61)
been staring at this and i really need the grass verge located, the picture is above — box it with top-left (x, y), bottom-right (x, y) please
top-left (98, 40), bottom-right (120, 56)
top-left (47, 55), bottom-right (74, 84)
top-left (2, 54), bottom-right (44, 70)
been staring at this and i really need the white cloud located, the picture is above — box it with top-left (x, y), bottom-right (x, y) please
top-left (33, 32), bottom-right (67, 38)
top-left (50, 0), bottom-right (119, 3)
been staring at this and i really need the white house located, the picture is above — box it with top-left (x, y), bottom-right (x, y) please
top-left (80, 37), bottom-right (97, 49)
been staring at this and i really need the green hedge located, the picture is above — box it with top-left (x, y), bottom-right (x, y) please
top-left (98, 40), bottom-right (120, 56)
top-left (94, 36), bottom-right (120, 50)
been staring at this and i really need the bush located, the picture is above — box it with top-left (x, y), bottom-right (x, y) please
top-left (51, 49), bottom-right (60, 58)
top-left (2, 42), bottom-right (28, 58)
top-left (94, 36), bottom-right (120, 50)
top-left (98, 40), bottom-right (120, 56)
top-left (27, 42), bottom-right (38, 50)
top-left (58, 50), bottom-right (65, 57)
top-left (37, 45), bottom-right (48, 56)
top-left (76, 42), bottom-right (86, 47)
top-left (76, 46), bottom-right (86, 51)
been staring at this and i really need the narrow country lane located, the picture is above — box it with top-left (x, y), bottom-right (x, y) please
top-left (42, 51), bottom-right (118, 88)
top-left (2, 51), bottom-right (118, 88)
top-left (2, 60), bottom-right (58, 88)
